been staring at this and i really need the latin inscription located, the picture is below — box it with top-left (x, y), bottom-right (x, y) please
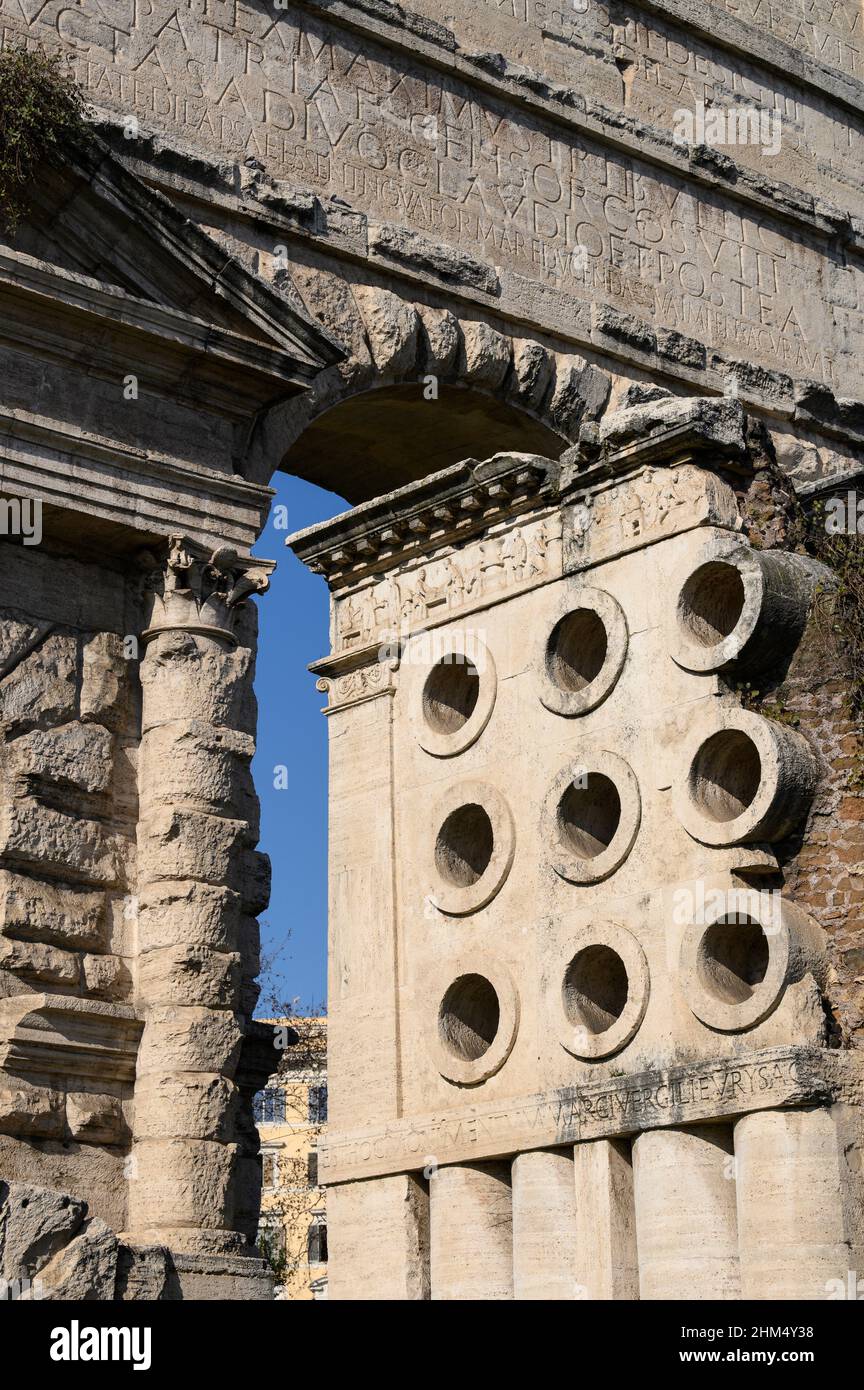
top-left (1, 1), bottom-right (861, 391)
top-left (319, 1047), bottom-right (828, 1183)
top-left (474, 0), bottom-right (864, 81)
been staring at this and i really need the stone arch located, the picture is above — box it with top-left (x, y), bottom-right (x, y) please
top-left (255, 272), bottom-right (612, 502)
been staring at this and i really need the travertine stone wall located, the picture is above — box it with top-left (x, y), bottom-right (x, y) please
top-left (293, 397), bottom-right (864, 1299)
top-left (3, 0), bottom-right (863, 463)
top-left (0, 534), bottom-right (278, 1297)
top-left (0, 540), bottom-right (141, 1232)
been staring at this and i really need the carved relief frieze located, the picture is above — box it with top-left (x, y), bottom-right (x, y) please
top-left (330, 510), bottom-right (564, 659)
top-left (565, 464), bottom-right (743, 569)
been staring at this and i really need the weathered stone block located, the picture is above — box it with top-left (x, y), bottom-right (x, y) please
top-left (0, 632), bottom-right (77, 735)
top-left (65, 1092), bottom-right (127, 1145)
top-left (137, 945), bottom-right (241, 1010)
top-left (135, 1007), bottom-right (243, 1078)
top-left (140, 720), bottom-right (257, 823)
top-left (138, 809), bottom-right (247, 886)
top-left (459, 320), bottom-right (511, 389)
top-left (132, 1073), bottom-right (238, 1142)
top-left (0, 1079), bottom-right (64, 1140)
top-left (37, 1216), bottom-right (118, 1300)
top-left (0, 937), bottom-right (79, 988)
top-left (81, 952), bottom-right (132, 1002)
top-left (129, 1139), bottom-right (238, 1230)
top-left (80, 631), bottom-right (134, 730)
top-left (0, 1181), bottom-right (87, 1281)
top-left (240, 850), bottom-right (271, 916)
top-left (8, 723), bottom-right (114, 796)
top-left (137, 881), bottom-right (241, 953)
top-left (115, 1242), bottom-right (169, 1301)
top-left (0, 800), bottom-right (121, 887)
top-left (352, 285), bottom-right (419, 375)
top-left (0, 871), bottom-right (107, 951)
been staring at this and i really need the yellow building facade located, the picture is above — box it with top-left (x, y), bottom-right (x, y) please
top-left (255, 1018), bottom-right (328, 1301)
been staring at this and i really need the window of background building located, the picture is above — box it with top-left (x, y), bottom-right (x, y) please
top-left (308, 1084), bottom-right (328, 1124)
top-left (307, 1222), bottom-right (328, 1265)
top-left (262, 1153), bottom-right (278, 1190)
top-left (307, 1151), bottom-right (318, 1187)
top-left (254, 1088), bottom-right (286, 1125)
top-left (259, 1217), bottom-right (286, 1261)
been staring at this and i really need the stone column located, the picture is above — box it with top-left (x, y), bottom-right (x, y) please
top-left (328, 1174), bottom-right (430, 1300)
top-left (430, 1162), bottom-right (513, 1300)
top-left (632, 1125), bottom-right (740, 1299)
top-left (512, 1148), bottom-right (577, 1299)
top-left (735, 1107), bottom-right (862, 1299)
top-left (573, 1138), bottom-right (639, 1300)
top-left (126, 538), bottom-right (275, 1278)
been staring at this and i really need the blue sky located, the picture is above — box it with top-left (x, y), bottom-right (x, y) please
top-left (252, 472), bottom-right (347, 1015)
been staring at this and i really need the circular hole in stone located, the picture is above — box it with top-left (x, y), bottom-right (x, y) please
top-left (546, 609), bottom-right (608, 692)
top-left (563, 945), bottom-right (629, 1035)
top-left (558, 773), bottom-right (621, 859)
top-left (439, 973), bottom-right (500, 1060)
top-left (698, 915), bottom-right (769, 1004)
top-left (435, 803), bottom-right (494, 887)
top-left (680, 561), bottom-right (746, 647)
top-left (422, 656), bottom-right (480, 735)
top-left (689, 730), bottom-right (761, 823)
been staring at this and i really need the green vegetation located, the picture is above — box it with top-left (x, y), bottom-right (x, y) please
top-left (0, 44), bottom-right (90, 235)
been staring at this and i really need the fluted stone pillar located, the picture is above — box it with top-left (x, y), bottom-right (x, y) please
top-left (126, 539), bottom-right (274, 1278)
top-left (430, 1162), bottom-right (513, 1300)
top-left (633, 1125), bottom-right (740, 1300)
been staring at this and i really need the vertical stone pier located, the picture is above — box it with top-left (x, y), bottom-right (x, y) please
top-left (328, 1175), bottom-right (430, 1301)
top-left (512, 1148), bottom-right (577, 1299)
top-left (735, 1108), bottom-right (864, 1300)
top-left (126, 539), bottom-right (276, 1295)
top-left (430, 1163), bottom-right (513, 1301)
top-left (633, 1126), bottom-right (741, 1300)
top-left (572, 1139), bottom-right (639, 1301)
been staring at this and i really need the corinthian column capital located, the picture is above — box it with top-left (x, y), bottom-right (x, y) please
top-left (141, 535), bottom-right (274, 647)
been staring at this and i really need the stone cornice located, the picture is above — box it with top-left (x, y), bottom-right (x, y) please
top-left (0, 414), bottom-right (276, 553)
top-left (0, 249), bottom-right (324, 403)
top-left (287, 453), bottom-right (555, 586)
top-left (564, 395), bottom-right (753, 488)
top-left (0, 995), bottom-right (142, 1086)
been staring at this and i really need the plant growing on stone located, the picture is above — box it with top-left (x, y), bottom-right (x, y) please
top-left (0, 43), bottom-right (90, 235)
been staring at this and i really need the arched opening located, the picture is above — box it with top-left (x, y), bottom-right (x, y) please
top-left (257, 383), bottom-right (560, 1007)
top-left (281, 383), bottom-right (567, 503)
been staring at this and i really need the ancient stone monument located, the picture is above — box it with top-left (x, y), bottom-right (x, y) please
top-left (0, 0), bottom-right (862, 1299)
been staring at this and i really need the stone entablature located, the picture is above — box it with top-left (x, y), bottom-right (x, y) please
top-left (319, 1045), bottom-right (839, 1183)
top-left (3, 0), bottom-right (864, 452)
